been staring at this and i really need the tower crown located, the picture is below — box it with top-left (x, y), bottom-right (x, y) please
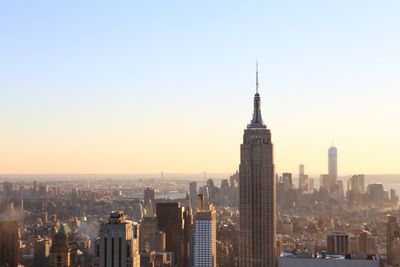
top-left (247, 62), bottom-right (266, 129)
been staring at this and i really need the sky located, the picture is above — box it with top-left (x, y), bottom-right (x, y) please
top-left (0, 1), bottom-right (399, 176)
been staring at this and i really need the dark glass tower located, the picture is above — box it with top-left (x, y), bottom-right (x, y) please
top-left (239, 66), bottom-right (276, 267)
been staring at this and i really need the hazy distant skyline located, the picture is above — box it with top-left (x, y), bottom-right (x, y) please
top-left (1, 1), bottom-right (399, 175)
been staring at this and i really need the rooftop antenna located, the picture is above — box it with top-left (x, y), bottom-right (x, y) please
top-left (256, 59), bottom-right (259, 94)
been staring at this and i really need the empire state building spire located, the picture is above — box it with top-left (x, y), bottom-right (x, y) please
top-left (248, 62), bottom-right (266, 129)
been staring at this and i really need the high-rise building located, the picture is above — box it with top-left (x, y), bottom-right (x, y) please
top-left (33, 180), bottom-right (39, 193)
top-left (239, 66), bottom-right (276, 267)
top-left (299, 164), bottom-right (304, 177)
top-left (367, 183), bottom-right (384, 204)
top-left (328, 146), bottom-right (338, 190)
top-left (387, 215), bottom-right (400, 265)
top-left (308, 177), bottom-right (314, 193)
top-left (319, 174), bottom-right (330, 192)
top-left (298, 165), bottom-right (308, 193)
top-left (276, 181), bottom-right (285, 208)
top-left (144, 187), bottom-right (155, 214)
top-left (50, 224), bottom-right (72, 267)
top-left (0, 220), bottom-right (19, 267)
top-left (139, 214), bottom-right (165, 254)
top-left (282, 173), bottom-right (292, 192)
top-left (327, 232), bottom-right (349, 255)
top-left (391, 189), bottom-right (399, 205)
top-left (194, 205), bottom-right (217, 267)
top-left (358, 230), bottom-right (377, 256)
top-left (347, 175), bottom-right (365, 194)
top-left (183, 207), bottom-right (193, 267)
top-left (34, 238), bottom-right (52, 267)
top-left (98, 211), bottom-right (140, 267)
top-left (189, 182), bottom-right (198, 211)
top-left (156, 202), bottom-right (184, 267)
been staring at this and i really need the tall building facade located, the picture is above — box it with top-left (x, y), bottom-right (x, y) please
top-left (139, 215), bottom-right (165, 254)
top-left (194, 206), bottom-right (217, 267)
top-left (320, 174), bottom-right (330, 189)
top-left (328, 146), bottom-right (338, 190)
top-left (156, 202), bottom-right (185, 267)
top-left (387, 215), bottom-right (400, 265)
top-left (239, 67), bottom-right (276, 267)
top-left (282, 173), bottom-right (292, 192)
top-left (98, 211), bottom-right (140, 267)
top-left (189, 182), bottom-right (198, 211)
top-left (0, 220), bottom-right (19, 267)
top-left (298, 164), bottom-right (309, 193)
top-left (50, 227), bottom-right (72, 267)
top-left (143, 187), bottom-right (155, 214)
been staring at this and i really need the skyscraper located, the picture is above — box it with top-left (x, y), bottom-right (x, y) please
top-left (239, 65), bottom-right (276, 267)
top-left (139, 213), bottom-right (165, 254)
top-left (98, 211), bottom-right (140, 267)
top-left (143, 187), bottom-right (155, 213)
top-left (194, 205), bottom-right (217, 267)
top-left (282, 173), bottom-right (292, 192)
top-left (189, 181), bottom-right (198, 211)
top-left (156, 202), bottom-right (185, 267)
top-left (50, 224), bottom-right (72, 267)
top-left (298, 164), bottom-right (308, 193)
top-left (0, 220), bottom-right (19, 267)
top-left (387, 216), bottom-right (400, 265)
top-left (328, 146), bottom-right (338, 190)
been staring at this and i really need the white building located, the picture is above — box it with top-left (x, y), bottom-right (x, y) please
top-left (98, 211), bottom-right (140, 267)
top-left (194, 206), bottom-right (216, 267)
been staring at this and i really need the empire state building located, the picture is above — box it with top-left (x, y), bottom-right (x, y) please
top-left (239, 66), bottom-right (276, 267)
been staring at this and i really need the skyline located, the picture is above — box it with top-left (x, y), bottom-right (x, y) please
top-left (1, 1), bottom-right (400, 175)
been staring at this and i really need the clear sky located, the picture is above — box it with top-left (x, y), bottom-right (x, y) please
top-left (1, 1), bottom-right (399, 175)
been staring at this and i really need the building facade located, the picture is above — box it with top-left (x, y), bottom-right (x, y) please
top-left (34, 238), bottom-right (52, 267)
top-left (98, 211), bottom-right (140, 267)
top-left (328, 146), bottom-right (338, 190)
top-left (327, 232), bottom-right (349, 255)
top-left (0, 220), bottom-right (19, 267)
top-left (156, 202), bottom-right (184, 267)
top-left (194, 207), bottom-right (216, 267)
top-left (189, 182), bottom-right (198, 211)
top-left (239, 67), bottom-right (276, 267)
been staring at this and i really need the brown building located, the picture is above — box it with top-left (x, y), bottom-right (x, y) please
top-left (0, 220), bottom-right (19, 267)
top-left (387, 215), bottom-right (400, 265)
top-left (239, 66), bottom-right (276, 267)
top-left (139, 215), bottom-right (165, 253)
top-left (156, 202), bottom-right (184, 267)
top-left (50, 230), bottom-right (71, 267)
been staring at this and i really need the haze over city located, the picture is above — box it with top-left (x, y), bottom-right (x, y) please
top-left (1, 1), bottom-right (399, 175)
top-left (2, 2), bottom-right (400, 267)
